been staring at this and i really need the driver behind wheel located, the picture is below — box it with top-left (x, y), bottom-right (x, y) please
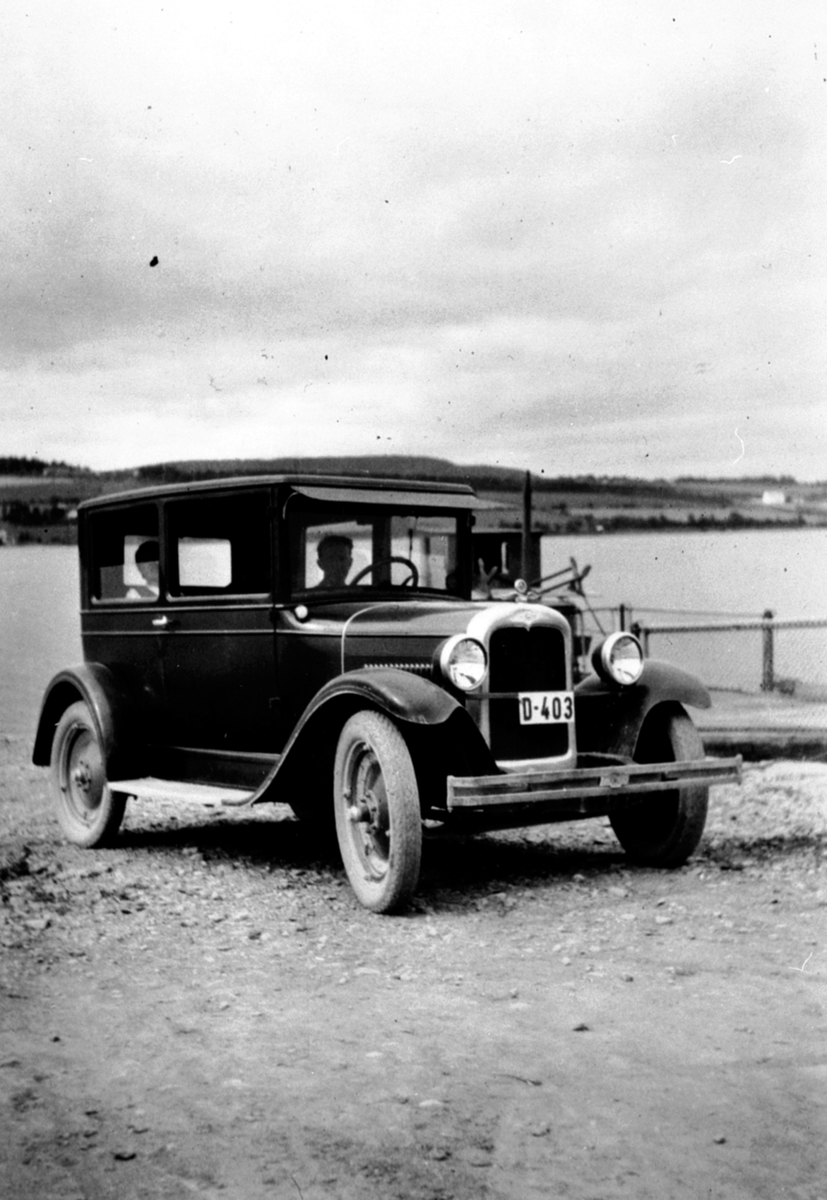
top-left (316, 534), bottom-right (353, 588)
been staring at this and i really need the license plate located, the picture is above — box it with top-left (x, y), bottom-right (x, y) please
top-left (518, 691), bottom-right (574, 725)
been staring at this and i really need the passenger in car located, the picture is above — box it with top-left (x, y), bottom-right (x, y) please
top-left (315, 534), bottom-right (353, 588)
top-left (126, 539), bottom-right (160, 599)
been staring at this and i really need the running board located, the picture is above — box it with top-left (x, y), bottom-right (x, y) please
top-left (109, 777), bottom-right (256, 807)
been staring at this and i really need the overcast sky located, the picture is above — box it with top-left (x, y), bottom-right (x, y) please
top-left (2, 1), bottom-right (825, 478)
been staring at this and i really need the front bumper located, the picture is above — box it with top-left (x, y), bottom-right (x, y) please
top-left (446, 754), bottom-right (742, 813)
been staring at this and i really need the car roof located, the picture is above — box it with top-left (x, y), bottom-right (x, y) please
top-left (79, 473), bottom-right (478, 512)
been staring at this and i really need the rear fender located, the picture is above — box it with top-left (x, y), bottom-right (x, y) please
top-left (32, 664), bottom-right (140, 778)
top-left (574, 659), bottom-right (710, 759)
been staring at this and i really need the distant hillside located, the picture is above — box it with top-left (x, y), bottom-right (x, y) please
top-left (5, 453), bottom-right (823, 496)
top-left (2, 454), bottom-right (825, 544)
top-left (126, 456), bottom-right (821, 501)
top-left (0, 455), bottom-right (91, 477)
top-left (128, 456), bottom-right (531, 491)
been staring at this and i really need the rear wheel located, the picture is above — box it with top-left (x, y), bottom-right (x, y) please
top-left (333, 711), bottom-right (422, 912)
top-left (50, 702), bottom-right (126, 848)
top-left (610, 705), bottom-right (708, 867)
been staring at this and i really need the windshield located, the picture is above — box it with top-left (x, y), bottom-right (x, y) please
top-left (288, 507), bottom-right (464, 596)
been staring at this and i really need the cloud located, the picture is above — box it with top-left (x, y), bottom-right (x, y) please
top-left (1, 0), bottom-right (825, 476)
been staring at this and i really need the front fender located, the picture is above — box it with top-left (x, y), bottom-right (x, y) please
top-left (298, 667), bottom-right (463, 729)
top-left (32, 663), bottom-right (140, 778)
top-left (255, 668), bottom-right (490, 808)
top-left (574, 659), bottom-right (711, 759)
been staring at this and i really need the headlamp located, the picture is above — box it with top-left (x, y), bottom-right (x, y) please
top-left (592, 631), bottom-right (644, 686)
top-left (438, 636), bottom-right (488, 691)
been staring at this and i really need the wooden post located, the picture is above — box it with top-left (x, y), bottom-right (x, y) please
top-left (761, 609), bottom-right (775, 692)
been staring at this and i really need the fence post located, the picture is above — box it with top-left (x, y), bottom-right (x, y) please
top-left (761, 609), bottom-right (774, 692)
top-left (630, 621), bottom-right (649, 655)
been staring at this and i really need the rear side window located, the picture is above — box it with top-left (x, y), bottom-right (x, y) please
top-left (167, 492), bottom-right (271, 598)
top-left (88, 505), bottom-right (160, 603)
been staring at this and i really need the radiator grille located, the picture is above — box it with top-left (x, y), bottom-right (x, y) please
top-left (487, 625), bottom-right (570, 761)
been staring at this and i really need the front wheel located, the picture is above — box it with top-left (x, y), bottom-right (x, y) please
top-left (50, 702), bottom-right (126, 848)
top-left (333, 711), bottom-right (422, 913)
top-left (609, 705), bottom-right (709, 867)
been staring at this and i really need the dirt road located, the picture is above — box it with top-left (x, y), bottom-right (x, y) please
top-left (1, 734), bottom-right (825, 1199)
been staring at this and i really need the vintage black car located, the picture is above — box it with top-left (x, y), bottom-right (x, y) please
top-left (33, 475), bottom-right (741, 911)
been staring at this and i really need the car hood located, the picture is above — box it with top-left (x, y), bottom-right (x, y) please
top-left (337, 600), bottom-right (480, 672)
top-left (286, 596), bottom-right (571, 677)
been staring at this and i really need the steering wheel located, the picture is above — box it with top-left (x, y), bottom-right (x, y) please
top-left (350, 556), bottom-right (419, 587)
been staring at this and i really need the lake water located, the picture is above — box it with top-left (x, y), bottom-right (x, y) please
top-left (541, 527), bottom-right (827, 620)
top-left (1, 546), bottom-right (82, 739)
top-left (3, 530), bottom-right (826, 737)
top-left (542, 529), bottom-right (827, 694)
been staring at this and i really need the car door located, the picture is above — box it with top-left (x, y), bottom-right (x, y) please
top-left (158, 488), bottom-right (278, 765)
top-left (81, 499), bottom-right (167, 743)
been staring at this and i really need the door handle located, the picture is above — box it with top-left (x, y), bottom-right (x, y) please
top-left (151, 615), bottom-right (178, 629)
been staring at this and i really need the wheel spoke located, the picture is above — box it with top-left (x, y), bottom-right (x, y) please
top-left (66, 732), bottom-right (103, 820)
top-left (346, 746), bottom-right (390, 876)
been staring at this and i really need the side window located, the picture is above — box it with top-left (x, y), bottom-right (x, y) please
top-left (177, 537), bottom-right (232, 589)
top-left (167, 493), bottom-right (271, 597)
top-left (89, 505), bottom-right (160, 603)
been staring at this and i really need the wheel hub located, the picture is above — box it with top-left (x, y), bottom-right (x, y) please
top-left (348, 787), bottom-right (384, 833)
top-left (347, 801), bottom-right (371, 824)
top-left (72, 760), bottom-right (93, 793)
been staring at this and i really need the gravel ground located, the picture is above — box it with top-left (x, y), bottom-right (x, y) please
top-left (1, 734), bottom-right (825, 1200)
